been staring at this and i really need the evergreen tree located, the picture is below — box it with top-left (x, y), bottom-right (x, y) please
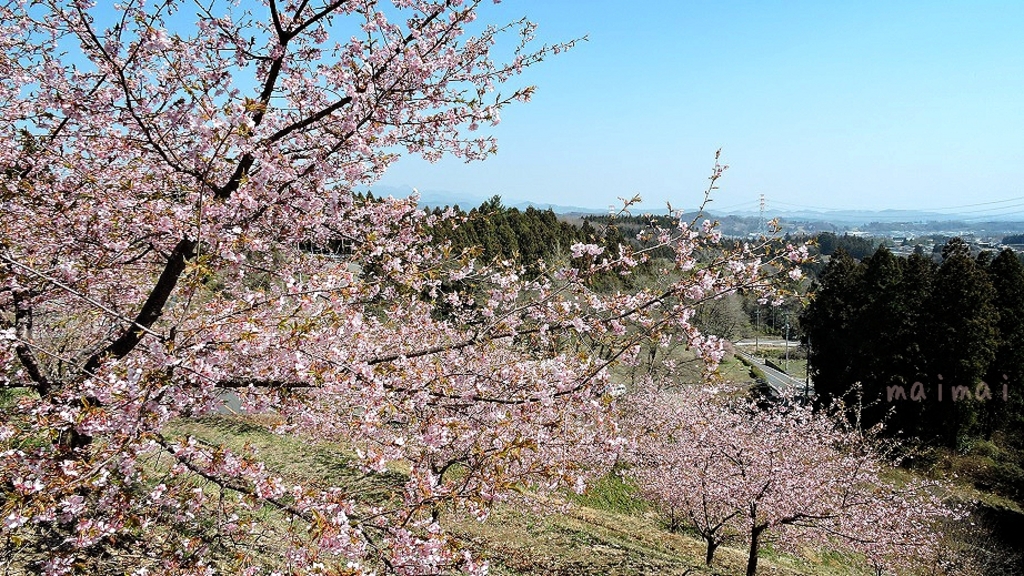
top-left (815, 232), bottom-right (879, 259)
top-left (976, 250), bottom-right (995, 269)
top-left (923, 238), bottom-right (999, 447)
top-left (496, 219), bottom-right (520, 260)
top-left (856, 246), bottom-right (906, 429)
top-left (801, 250), bottom-right (866, 407)
top-left (885, 252), bottom-right (936, 437)
top-left (984, 249), bottom-right (1024, 442)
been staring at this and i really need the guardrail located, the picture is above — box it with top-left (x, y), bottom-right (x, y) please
top-left (764, 358), bottom-right (788, 374)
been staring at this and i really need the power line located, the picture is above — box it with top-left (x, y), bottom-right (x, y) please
top-left (940, 200), bottom-right (1024, 216)
top-left (960, 206), bottom-right (1024, 221)
top-left (756, 195), bottom-right (1024, 217)
top-left (708, 199), bottom-right (760, 212)
top-left (768, 199), bottom-right (849, 212)
top-left (924, 195), bottom-right (1024, 211)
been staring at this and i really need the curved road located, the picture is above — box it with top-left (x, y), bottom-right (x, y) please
top-left (736, 350), bottom-right (813, 399)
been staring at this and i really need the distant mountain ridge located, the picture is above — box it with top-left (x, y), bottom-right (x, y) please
top-left (369, 185), bottom-right (1024, 225)
top-left (726, 208), bottom-right (959, 224)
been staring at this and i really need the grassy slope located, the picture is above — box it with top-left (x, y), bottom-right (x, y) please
top-left (166, 349), bottom-right (1024, 575)
top-left (171, 416), bottom-right (866, 576)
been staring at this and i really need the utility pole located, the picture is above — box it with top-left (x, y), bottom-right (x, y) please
top-left (755, 307), bottom-right (760, 355)
top-left (804, 335), bottom-right (811, 400)
top-left (784, 321), bottom-right (790, 372)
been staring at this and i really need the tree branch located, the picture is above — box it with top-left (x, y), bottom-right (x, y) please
top-left (83, 238), bottom-right (196, 374)
top-left (154, 434), bottom-right (313, 522)
top-left (12, 290), bottom-right (50, 395)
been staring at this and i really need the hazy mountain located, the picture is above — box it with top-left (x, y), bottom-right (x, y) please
top-left (369, 186), bottom-right (1024, 231)
top-left (746, 209), bottom-right (968, 224)
top-left (367, 184), bottom-right (490, 208)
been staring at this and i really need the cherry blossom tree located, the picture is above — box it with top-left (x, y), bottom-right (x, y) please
top-left (627, 386), bottom-right (741, 567)
top-left (1, 1), bottom-right (804, 574)
top-left (629, 387), bottom-right (956, 576)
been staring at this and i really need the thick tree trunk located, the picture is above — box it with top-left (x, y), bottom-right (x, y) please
top-left (705, 538), bottom-right (719, 566)
top-left (55, 238), bottom-right (197, 458)
top-left (746, 525), bottom-right (766, 576)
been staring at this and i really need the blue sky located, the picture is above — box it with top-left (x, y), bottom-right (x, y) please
top-left (375, 0), bottom-right (1024, 216)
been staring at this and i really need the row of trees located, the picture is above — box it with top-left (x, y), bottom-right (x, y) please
top-left (814, 232), bottom-right (880, 260)
top-left (801, 240), bottom-right (1024, 448)
top-left (628, 385), bottom-right (956, 576)
top-left (426, 196), bottom-right (618, 271)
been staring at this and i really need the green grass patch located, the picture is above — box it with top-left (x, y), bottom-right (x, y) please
top-left (569, 469), bottom-right (648, 516)
top-left (716, 354), bottom-right (756, 383)
top-left (736, 354), bottom-right (768, 380)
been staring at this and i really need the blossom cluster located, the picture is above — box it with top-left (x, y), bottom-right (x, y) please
top-left (0, 2), bottom-right (807, 574)
top-left (627, 385), bottom-right (958, 575)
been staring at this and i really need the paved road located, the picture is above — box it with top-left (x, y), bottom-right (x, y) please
top-left (736, 350), bottom-right (813, 399)
top-left (734, 338), bottom-right (797, 348)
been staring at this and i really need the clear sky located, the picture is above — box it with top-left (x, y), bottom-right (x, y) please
top-left (375, 0), bottom-right (1024, 217)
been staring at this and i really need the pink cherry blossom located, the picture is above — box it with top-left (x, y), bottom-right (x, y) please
top-left (627, 385), bottom-right (958, 575)
top-left (0, 2), bottom-right (807, 574)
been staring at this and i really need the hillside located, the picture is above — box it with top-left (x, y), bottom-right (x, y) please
top-left (164, 394), bottom-right (1024, 576)
top-left (170, 415), bottom-right (863, 576)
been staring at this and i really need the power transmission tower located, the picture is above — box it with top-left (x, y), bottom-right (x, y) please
top-left (758, 193), bottom-right (766, 237)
